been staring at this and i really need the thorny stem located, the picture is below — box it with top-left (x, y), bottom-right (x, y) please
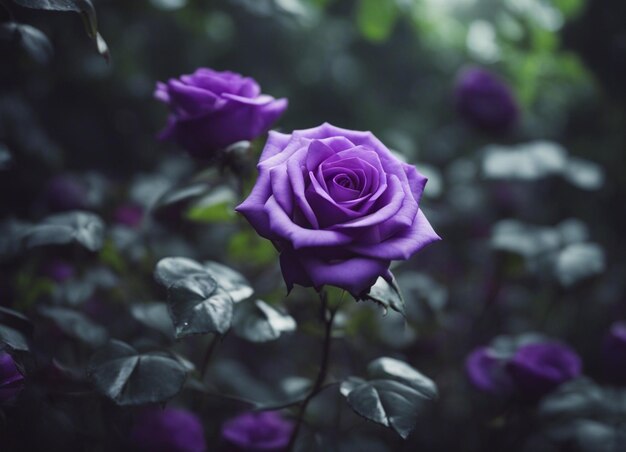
top-left (286, 291), bottom-right (338, 451)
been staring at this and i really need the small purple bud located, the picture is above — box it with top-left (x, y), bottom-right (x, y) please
top-left (455, 67), bottom-right (519, 132)
top-left (222, 411), bottom-right (294, 451)
top-left (0, 351), bottom-right (25, 404)
top-left (602, 321), bottom-right (626, 385)
top-left (466, 346), bottom-right (513, 395)
top-left (507, 342), bottom-right (581, 399)
top-left (130, 407), bottom-right (206, 452)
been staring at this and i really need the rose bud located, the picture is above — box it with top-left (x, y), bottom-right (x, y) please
top-left (236, 123), bottom-right (440, 297)
top-left (222, 411), bottom-right (294, 452)
top-left (113, 203), bottom-right (144, 228)
top-left (465, 346), bottom-right (513, 395)
top-left (155, 68), bottom-right (288, 159)
top-left (454, 67), bottom-right (519, 132)
top-left (130, 408), bottom-right (206, 452)
top-left (0, 350), bottom-right (25, 404)
top-left (602, 321), bottom-right (626, 385)
top-left (506, 342), bottom-right (581, 399)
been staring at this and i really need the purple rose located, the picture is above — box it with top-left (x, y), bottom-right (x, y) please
top-left (155, 68), bottom-right (288, 158)
top-left (113, 203), bottom-right (144, 228)
top-left (507, 342), bottom-right (581, 399)
top-left (465, 346), bottom-right (513, 395)
top-left (130, 408), bottom-right (206, 452)
top-left (0, 351), bottom-right (25, 404)
top-left (455, 67), bottom-right (519, 132)
top-left (222, 411), bottom-right (294, 451)
top-left (236, 123), bottom-right (440, 296)
top-left (602, 321), bottom-right (626, 384)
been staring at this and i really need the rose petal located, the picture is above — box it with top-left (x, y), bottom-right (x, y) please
top-left (348, 209), bottom-right (441, 259)
top-left (329, 174), bottom-right (404, 229)
top-left (259, 131), bottom-right (292, 162)
top-left (300, 254), bottom-right (391, 296)
top-left (270, 166), bottom-right (294, 217)
top-left (306, 140), bottom-right (336, 172)
top-left (166, 79), bottom-right (224, 117)
top-left (265, 197), bottom-right (352, 249)
top-left (287, 152), bottom-right (320, 229)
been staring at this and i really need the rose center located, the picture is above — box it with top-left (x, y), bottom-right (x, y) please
top-left (334, 174), bottom-right (357, 190)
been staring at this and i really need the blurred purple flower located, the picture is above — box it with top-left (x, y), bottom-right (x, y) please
top-left (42, 259), bottom-right (75, 283)
top-left (455, 67), bottom-right (519, 132)
top-left (155, 68), bottom-right (288, 159)
top-left (113, 203), bottom-right (144, 228)
top-left (130, 407), bottom-right (206, 452)
top-left (0, 351), bottom-right (25, 404)
top-left (222, 411), bottom-right (294, 451)
top-left (45, 174), bottom-right (88, 211)
top-left (465, 346), bottom-right (513, 395)
top-left (507, 342), bottom-right (581, 399)
top-left (602, 321), bottom-right (626, 384)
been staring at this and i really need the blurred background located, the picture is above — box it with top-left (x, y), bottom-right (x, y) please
top-left (1, 0), bottom-right (626, 451)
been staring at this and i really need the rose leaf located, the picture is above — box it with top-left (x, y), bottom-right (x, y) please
top-left (167, 274), bottom-right (232, 338)
top-left (341, 357), bottom-right (437, 439)
top-left (361, 275), bottom-right (405, 316)
top-left (233, 299), bottom-right (296, 343)
top-left (39, 306), bottom-right (108, 347)
top-left (87, 340), bottom-right (187, 406)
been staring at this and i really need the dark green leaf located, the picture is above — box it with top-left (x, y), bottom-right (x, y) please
top-left (361, 275), bottom-right (405, 316)
top-left (341, 357), bottom-right (437, 439)
top-left (130, 302), bottom-right (175, 339)
top-left (0, 306), bottom-right (33, 351)
top-left (39, 306), bottom-right (108, 346)
top-left (233, 299), bottom-right (296, 342)
top-left (167, 274), bottom-right (232, 337)
top-left (10, 0), bottom-right (109, 60)
top-left (367, 357), bottom-right (438, 399)
top-left (203, 260), bottom-right (253, 303)
top-left (24, 211), bottom-right (105, 252)
top-left (0, 22), bottom-right (53, 64)
top-left (87, 340), bottom-right (186, 405)
top-left (154, 257), bottom-right (205, 288)
top-left (0, 325), bottom-right (29, 351)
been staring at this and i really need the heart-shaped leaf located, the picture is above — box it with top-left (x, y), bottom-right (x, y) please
top-left (203, 260), bottom-right (253, 303)
top-left (341, 357), bottom-right (437, 439)
top-left (233, 300), bottom-right (296, 343)
top-left (154, 258), bottom-right (253, 338)
top-left (154, 257), bottom-right (205, 288)
top-left (168, 275), bottom-right (232, 337)
top-left (87, 340), bottom-right (186, 405)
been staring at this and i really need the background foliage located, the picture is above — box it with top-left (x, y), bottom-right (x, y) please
top-left (1, 0), bottom-right (625, 450)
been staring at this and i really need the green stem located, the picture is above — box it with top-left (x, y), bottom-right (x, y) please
top-left (286, 292), bottom-right (337, 451)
